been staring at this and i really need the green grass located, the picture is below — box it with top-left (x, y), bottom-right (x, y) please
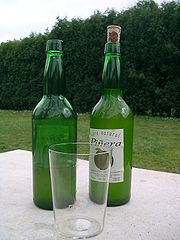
top-left (0, 110), bottom-right (179, 173)
top-left (0, 110), bottom-right (32, 152)
top-left (133, 116), bottom-right (180, 173)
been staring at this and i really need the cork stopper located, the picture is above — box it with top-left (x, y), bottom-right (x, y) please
top-left (107, 25), bottom-right (121, 43)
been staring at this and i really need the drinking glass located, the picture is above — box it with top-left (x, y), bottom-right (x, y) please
top-left (49, 142), bottom-right (111, 239)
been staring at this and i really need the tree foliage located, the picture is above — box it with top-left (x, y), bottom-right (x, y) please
top-left (0, 0), bottom-right (179, 116)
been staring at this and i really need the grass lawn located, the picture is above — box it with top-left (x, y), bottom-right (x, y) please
top-left (0, 110), bottom-right (179, 173)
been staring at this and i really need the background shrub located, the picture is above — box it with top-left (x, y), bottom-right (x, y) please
top-left (0, 0), bottom-right (179, 116)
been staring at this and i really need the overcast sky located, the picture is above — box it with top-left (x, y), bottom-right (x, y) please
top-left (0, 0), bottom-right (171, 43)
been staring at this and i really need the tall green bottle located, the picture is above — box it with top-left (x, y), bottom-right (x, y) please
top-left (90, 25), bottom-right (133, 206)
top-left (32, 39), bottom-right (77, 210)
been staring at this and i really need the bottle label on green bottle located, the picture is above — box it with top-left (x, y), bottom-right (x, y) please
top-left (90, 128), bottom-right (124, 183)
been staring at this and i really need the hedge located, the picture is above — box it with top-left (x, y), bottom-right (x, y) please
top-left (0, 0), bottom-right (179, 116)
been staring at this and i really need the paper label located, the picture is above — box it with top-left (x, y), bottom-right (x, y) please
top-left (90, 128), bottom-right (124, 183)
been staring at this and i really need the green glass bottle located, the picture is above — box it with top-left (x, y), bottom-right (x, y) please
top-left (32, 39), bottom-right (77, 210)
top-left (90, 25), bottom-right (133, 206)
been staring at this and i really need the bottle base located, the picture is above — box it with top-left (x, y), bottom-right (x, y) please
top-left (33, 199), bottom-right (53, 211)
top-left (107, 197), bottom-right (130, 207)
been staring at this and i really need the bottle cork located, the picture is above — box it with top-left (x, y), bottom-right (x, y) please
top-left (107, 25), bottom-right (121, 43)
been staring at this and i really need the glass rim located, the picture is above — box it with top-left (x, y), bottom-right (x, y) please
top-left (49, 142), bottom-right (112, 156)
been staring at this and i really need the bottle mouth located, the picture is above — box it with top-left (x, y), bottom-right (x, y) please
top-left (46, 39), bottom-right (63, 52)
top-left (104, 42), bottom-right (120, 54)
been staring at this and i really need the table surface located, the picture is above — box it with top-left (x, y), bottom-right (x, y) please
top-left (0, 150), bottom-right (179, 240)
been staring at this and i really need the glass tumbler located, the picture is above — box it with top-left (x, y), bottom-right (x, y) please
top-left (49, 142), bottom-right (111, 239)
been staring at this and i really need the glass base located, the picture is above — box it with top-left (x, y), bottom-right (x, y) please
top-left (55, 217), bottom-right (102, 239)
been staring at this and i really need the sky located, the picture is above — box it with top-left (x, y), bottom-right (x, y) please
top-left (0, 0), bottom-right (171, 43)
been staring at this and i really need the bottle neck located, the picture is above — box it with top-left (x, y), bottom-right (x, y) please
top-left (43, 50), bottom-right (64, 95)
top-left (102, 43), bottom-right (122, 96)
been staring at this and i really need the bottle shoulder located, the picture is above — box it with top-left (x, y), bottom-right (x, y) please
top-left (91, 95), bottom-right (133, 119)
top-left (33, 95), bottom-right (77, 120)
